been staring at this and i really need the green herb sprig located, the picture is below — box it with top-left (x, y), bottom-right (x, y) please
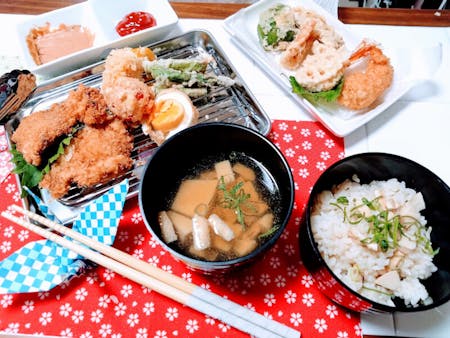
top-left (217, 176), bottom-right (255, 227)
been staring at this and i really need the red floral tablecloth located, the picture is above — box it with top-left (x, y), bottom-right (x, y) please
top-left (0, 120), bottom-right (361, 338)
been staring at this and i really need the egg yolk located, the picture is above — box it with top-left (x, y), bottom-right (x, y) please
top-left (151, 99), bottom-right (185, 133)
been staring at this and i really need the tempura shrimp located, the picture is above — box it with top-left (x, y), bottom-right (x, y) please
top-left (280, 20), bottom-right (316, 70)
top-left (101, 47), bottom-right (155, 125)
top-left (338, 42), bottom-right (394, 110)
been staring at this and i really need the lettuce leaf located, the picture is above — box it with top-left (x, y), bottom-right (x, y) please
top-left (289, 76), bottom-right (343, 104)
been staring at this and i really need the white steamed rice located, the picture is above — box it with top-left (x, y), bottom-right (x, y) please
top-left (311, 177), bottom-right (438, 307)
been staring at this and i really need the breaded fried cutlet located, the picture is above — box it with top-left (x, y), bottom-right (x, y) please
top-left (11, 102), bottom-right (78, 166)
top-left (11, 84), bottom-right (112, 167)
top-left (39, 119), bottom-right (134, 198)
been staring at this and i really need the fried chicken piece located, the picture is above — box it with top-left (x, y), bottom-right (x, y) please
top-left (65, 84), bottom-right (112, 126)
top-left (39, 119), bottom-right (134, 199)
top-left (11, 102), bottom-right (78, 166)
top-left (11, 84), bottom-right (111, 166)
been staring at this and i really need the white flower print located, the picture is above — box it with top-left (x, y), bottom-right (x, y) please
top-left (301, 274), bottom-right (314, 288)
top-left (18, 229), bottom-right (29, 241)
top-left (114, 302), bottom-right (127, 316)
top-left (131, 212), bottom-right (143, 224)
top-left (165, 307), bottom-right (178, 321)
top-left (75, 288), bottom-right (88, 301)
top-left (338, 331), bottom-right (349, 337)
top-left (280, 229), bottom-right (290, 240)
top-left (263, 311), bottom-right (273, 320)
top-left (13, 191), bottom-right (21, 202)
top-left (4, 322), bottom-right (19, 333)
top-left (270, 131), bottom-right (279, 140)
top-left (320, 151), bottom-right (331, 161)
top-left (22, 300), bottom-right (34, 314)
top-left (143, 302), bottom-right (155, 316)
top-left (38, 291), bottom-right (50, 299)
top-left (300, 128), bottom-right (311, 137)
top-left (279, 122), bottom-right (288, 131)
top-left (302, 293), bottom-right (315, 306)
top-left (103, 269), bottom-right (115, 281)
top-left (72, 310), bottom-right (84, 323)
top-left (314, 318), bottom-right (328, 333)
top-left (1, 294), bottom-right (13, 308)
top-left (182, 272), bottom-right (192, 282)
top-left (315, 129), bottom-right (325, 138)
top-left (264, 294), bottom-right (276, 307)
top-left (259, 273), bottom-right (271, 286)
top-left (3, 226), bottom-right (14, 237)
top-left (121, 284), bottom-right (133, 297)
top-left (154, 330), bottom-right (167, 338)
top-left (354, 324), bottom-right (363, 336)
top-left (200, 283), bottom-right (211, 290)
top-left (80, 332), bottom-right (93, 338)
top-left (325, 139), bottom-right (335, 148)
top-left (127, 313), bottom-right (139, 327)
top-left (275, 275), bottom-right (286, 288)
top-left (0, 240), bottom-right (11, 253)
top-left (59, 303), bottom-right (72, 317)
top-left (227, 278), bottom-right (239, 292)
top-left (339, 151), bottom-right (345, 159)
top-left (134, 233), bottom-right (145, 245)
top-left (185, 319), bottom-right (199, 333)
top-left (284, 290), bottom-right (297, 304)
top-left (243, 275), bottom-right (255, 288)
top-left (148, 237), bottom-right (159, 248)
top-left (205, 315), bottom-right (215, 325)
top-left (316, 161), bottom-right (327, 171)
top-left (161, 265), bottom-right (173, 273)
top-left (218, 322), bottom-right (230, 332)
top-left (290, 313), bottom-right (303, 326)
top-left (60, 328), bottom-right (73, 337)
top-left (298, 168), bottom-right (310, 178)
top-left (118, 230), bottom-right (129, 242)
top-left (294, 181), bottom-right (299, 191)
top-left (301, 141), bottom-right (312, 150)
top-left (244, 303), bottom-right (255, 311)
top-left (98, 295), bottom-right (110, 308)
top-left (285, 147), bottom-right (295, 157)
top-left (147, 255), bottom-right (159, 266)
top-left (283, 133), bottom-right (293, 143)
top-left (5, 183), bottom-right (16, 193)
top-left (99, 323), bottom-right (112, 337)
top-left (286, 265), bottom-right (298, 277)
top-left (90, 309), bottom-right (103, 323)
top-left (284, 243), bottom-right (295, 256)
top-left (112, 333), bottom-right (122, 338)
top-left (85, 273), bottom-right (98, 285)
top-left (133, 248), bottom-right (144, 259)
top-left (326, 304), bottom-right (338, 318)
top-left (39, 312), bottom-right (52, 326)
top-left (269, 256), bottom-right (281, 269)
top-left (136, 328), bottom-right (148, 338)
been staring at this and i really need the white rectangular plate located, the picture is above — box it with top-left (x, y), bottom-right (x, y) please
top-left (17, 0), bottom-right (178, 78)
top-left (223, 0), bottom-right (440, 137)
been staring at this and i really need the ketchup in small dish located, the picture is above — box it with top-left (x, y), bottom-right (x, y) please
top-left (115, 11), bottom-right (157, 37)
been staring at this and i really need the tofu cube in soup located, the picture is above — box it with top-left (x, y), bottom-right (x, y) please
top-left (171, 179), bottom-right (218, 217)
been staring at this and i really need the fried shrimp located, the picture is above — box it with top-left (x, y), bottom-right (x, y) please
top-left (101, 47), bottom-right (155, 125)
top-left (338, 42), bottom-right (394, 110)
top-left (280, 20), bottom-right (316, 70)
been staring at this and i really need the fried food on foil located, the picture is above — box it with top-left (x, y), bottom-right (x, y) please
top-left (40, 119), bottom-right (133, 198)
top-left (11, 84), bottom-right (111, 166)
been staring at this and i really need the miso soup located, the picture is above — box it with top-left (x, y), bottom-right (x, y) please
top-left (157, 152), bottom-right (282, 261)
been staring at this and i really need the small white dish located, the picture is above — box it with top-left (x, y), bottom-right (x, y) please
top-left (223, 0), bottom-right (442, 137)
top-left (17, 0), bottom-right (178, 78)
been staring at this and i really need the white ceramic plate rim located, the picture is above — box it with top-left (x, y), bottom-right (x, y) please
top-left (17, 0), bottom-right (179, 77)
top-left (223, 0), bottom-right (440, 137)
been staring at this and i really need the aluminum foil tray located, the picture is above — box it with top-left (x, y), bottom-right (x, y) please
top-left (5, 30), bottom-right (271, 223)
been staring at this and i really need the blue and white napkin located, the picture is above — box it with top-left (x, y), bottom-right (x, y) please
top-left (0, 180), bottom-right (129, 294)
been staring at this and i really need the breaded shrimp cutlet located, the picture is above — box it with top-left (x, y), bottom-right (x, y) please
top-left (40, 119), bottom-right (134, 198)
top-left (11, 84), bottom-right (111, 166)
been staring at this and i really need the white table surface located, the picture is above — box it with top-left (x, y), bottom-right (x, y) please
top-left (1, 13), bottom-right (449, 338)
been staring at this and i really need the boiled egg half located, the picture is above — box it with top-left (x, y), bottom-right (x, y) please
top-left (142, 88), bottom-right (199, 144)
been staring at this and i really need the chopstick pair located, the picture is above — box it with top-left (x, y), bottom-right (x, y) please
top-left (2, 206), bottom-right (300, 338)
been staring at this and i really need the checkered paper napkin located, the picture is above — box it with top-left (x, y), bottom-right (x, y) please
top-left (0, 179), bottom-right (129, 294)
